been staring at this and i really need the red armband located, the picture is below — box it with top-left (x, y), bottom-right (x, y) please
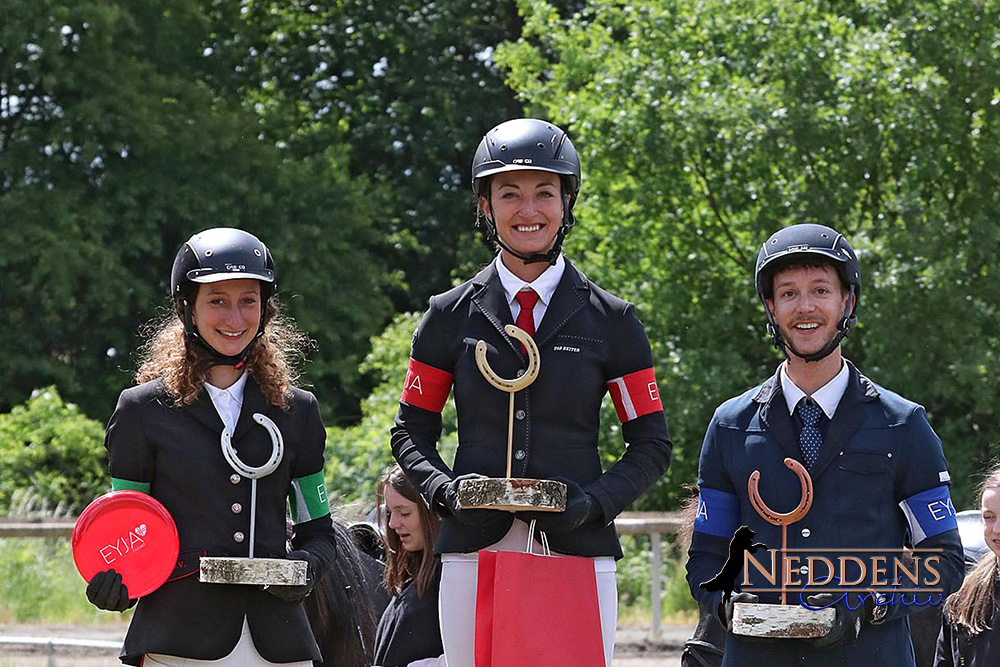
top-left (401, 358), bottom-right (453, 413)
top-left (607, 367), bottom-right (663, 422)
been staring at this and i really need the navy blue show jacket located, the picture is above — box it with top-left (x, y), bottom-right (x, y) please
top-left (686, 361), bottom-right (964, 667)
top-left (391, 259), bottom-right (672, 558)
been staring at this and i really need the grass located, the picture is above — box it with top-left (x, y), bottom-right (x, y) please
top-left (0, 538), bottom-right (131, 624)
top-left (615, 534), bottom-right (698, 627)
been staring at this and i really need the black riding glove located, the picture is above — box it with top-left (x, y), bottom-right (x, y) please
top-left (520, 478), bottom-right (601, 534)
top-left (266, 550), bottom-right (319, 603)
top-left (720, 591), bottom-right (759, 631)
top-left (86, 569), bottom-right (136, 612)
top-left (439, 473), bottom-right (505, 527)
top-left (806, 593), bottom-right (869, 647)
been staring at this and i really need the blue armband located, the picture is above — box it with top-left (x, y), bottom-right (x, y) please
top-left (899, 485), bottom-right (957, 544)
top-left (693, 487), bottom-right (740, 538)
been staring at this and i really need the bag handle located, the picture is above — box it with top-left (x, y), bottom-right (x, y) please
top-left (526, 519), bottom-right (551, 556)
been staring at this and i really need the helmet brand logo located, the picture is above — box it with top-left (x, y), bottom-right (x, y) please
top-left (225, 263), bottom-right (247, 272)
top-left (511, 158), bottom-right (534, 164)
top-left (787, 244), bottom-right (809, 252)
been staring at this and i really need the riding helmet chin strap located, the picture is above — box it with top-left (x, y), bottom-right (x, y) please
top-left (478, 193), bottom-right (576, 266)
top-left (767, 285), bottom-right (857, 364)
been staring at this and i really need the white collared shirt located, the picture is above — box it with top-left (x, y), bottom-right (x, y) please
top-left (780, 361), bottom-right (850, 420)
top-left (495, 254), bottom-right (566, 331)
top-left (204, 372), bottom-right (248, 432)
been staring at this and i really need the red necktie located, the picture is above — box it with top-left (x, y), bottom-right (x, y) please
top-left (514, 289), bottom-right (540, 352)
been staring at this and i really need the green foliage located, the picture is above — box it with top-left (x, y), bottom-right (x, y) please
top-left (616, 535), bottom-right (698, 621)
top-left (0, 387), bottom-right (107, 514)
top-left (235, 0), bottom-right (524, 307)
top-left (0, 0), bottom-right (393, 423)
top-left (325, 313), bottom-right (458, 509)
top-left (0, 537), bottom-right (124, 623)
top-left (499, 0), bottom-right (1000, 509)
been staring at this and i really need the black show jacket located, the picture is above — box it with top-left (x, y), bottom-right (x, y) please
top-left (391, 259), bottom-right (672, 558)
top-left (104, 378), bottom-right (336, 665)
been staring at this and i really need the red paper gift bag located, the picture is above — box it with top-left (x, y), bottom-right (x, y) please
top-left (475, 549), bottom-right (605, 667)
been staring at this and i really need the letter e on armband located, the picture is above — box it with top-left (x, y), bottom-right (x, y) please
top-left (607, 367), bottom-right (663, 422)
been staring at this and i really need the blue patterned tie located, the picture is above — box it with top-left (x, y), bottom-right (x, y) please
top-left (797, 399), bottom-right (823, 470)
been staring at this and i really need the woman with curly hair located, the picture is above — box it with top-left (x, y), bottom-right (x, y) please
top-left (84, 228), bottom-right (337, 666)
top-left (373, 464), bottom-right (444, 667)
top-left (935, 464), bottom-right (1000, 666)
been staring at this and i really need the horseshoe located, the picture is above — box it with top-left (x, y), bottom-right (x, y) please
top-left (220, 413), bottom-right (284, 480)
top-left (748, 458), bottom-right (813, 526)
top-left (475, 325), bottom-right (540, 393)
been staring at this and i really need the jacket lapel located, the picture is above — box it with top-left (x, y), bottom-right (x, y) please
top-left (233, 377), bottom-right (271, 441)
top-left (186, 390), bottom-right (225, 434)
top-left (756, 369), bottom-right (802, 462)
top-left (471, 261), bottom-right (520, 355)
top-left (809, 360), bottom-right (880, 478)
top-left (534, 261), bottom-right (589, 349)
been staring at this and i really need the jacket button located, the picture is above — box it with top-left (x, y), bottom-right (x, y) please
top-left (231, 503), bottom-right (242, 514)
top-left (514, 450), bottom-right (526, 461)
top-left (515, 410), bottom-right (526, 420)
top-left (801, 528), bottom-right (811, 538)
top-left (799, 566), bottom-right (809, 576)
top-left (233, 532), bottom-right (245, 543)
top-left (230, 474), bottom-right (241, 484)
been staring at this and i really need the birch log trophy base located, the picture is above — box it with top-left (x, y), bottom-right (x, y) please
top-left (198, 413), bottom-right (304, 586)
top-left (456, 477), bottom-right (567, 512)
top-left (731, 603), bottom-right (836, 639)
top-left (737, 458), bottom-right (835, 639)
top-left (457, 324), bottom-right (567, 513)
top-left (200, 556), bottom-right (308, 586)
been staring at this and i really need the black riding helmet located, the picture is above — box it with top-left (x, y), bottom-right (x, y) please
top-left (471, 118), bottom-right (582, 265)
top-left (754, 224), bottom-right (861, 362)
top-left (170, 228), bottom-right (276, 368)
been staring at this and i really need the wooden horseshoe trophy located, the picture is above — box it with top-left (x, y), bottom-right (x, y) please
top-left (731, 458), bottom-right (836, 639)
top-left (456, 324), bottom-right (567, 512)
top-left (199, 414), bottom-right (309, 587)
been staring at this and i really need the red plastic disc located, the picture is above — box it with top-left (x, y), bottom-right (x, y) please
top-left (72, 490), bottom-right (179, 598)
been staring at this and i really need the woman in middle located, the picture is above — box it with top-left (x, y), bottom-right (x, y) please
top-left (373, 464), bottom-right (444, 667)
top-left (390, 117), bottom-right (673, 666)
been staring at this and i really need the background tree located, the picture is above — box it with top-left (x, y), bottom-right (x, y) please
top-left (498, 0), bottom-right (1000, 508)
top-left (0, 0), bottom-right (392, 421)
top-left (237, 0), bottom-right (589, 308)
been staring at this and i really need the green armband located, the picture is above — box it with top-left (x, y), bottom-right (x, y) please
top-left (111, 477), bottom-right (151, 494)
top-left (289, 471), bottom-right (330, 524)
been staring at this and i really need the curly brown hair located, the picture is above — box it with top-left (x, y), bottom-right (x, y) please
top-left (135, 296), bottom-right (310, 409)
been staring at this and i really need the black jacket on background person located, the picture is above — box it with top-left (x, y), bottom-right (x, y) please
top-left (934, 579), bottom-right (1000, 667)
top-left (391, 259), bottom-right (672, 558)
top-left (373, 564), bottom-right (443, 666)
top-left (104, 378), bottom-right (337, 665)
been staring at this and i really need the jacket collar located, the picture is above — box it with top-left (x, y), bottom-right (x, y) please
top-left (754, 359), bottom-right (879, 476)
top-left (184, 375), bottom-right (273, 438)
top-left (471, 258), bottom-right (591, 356)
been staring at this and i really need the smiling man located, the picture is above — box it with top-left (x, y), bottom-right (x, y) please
top-left (685, 224), bottom-right (964, 666)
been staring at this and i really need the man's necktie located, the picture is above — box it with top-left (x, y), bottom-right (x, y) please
top-left (514, 288), bottom-right (540, 353)
top-left (797, 399), bottom-right (823, 470)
